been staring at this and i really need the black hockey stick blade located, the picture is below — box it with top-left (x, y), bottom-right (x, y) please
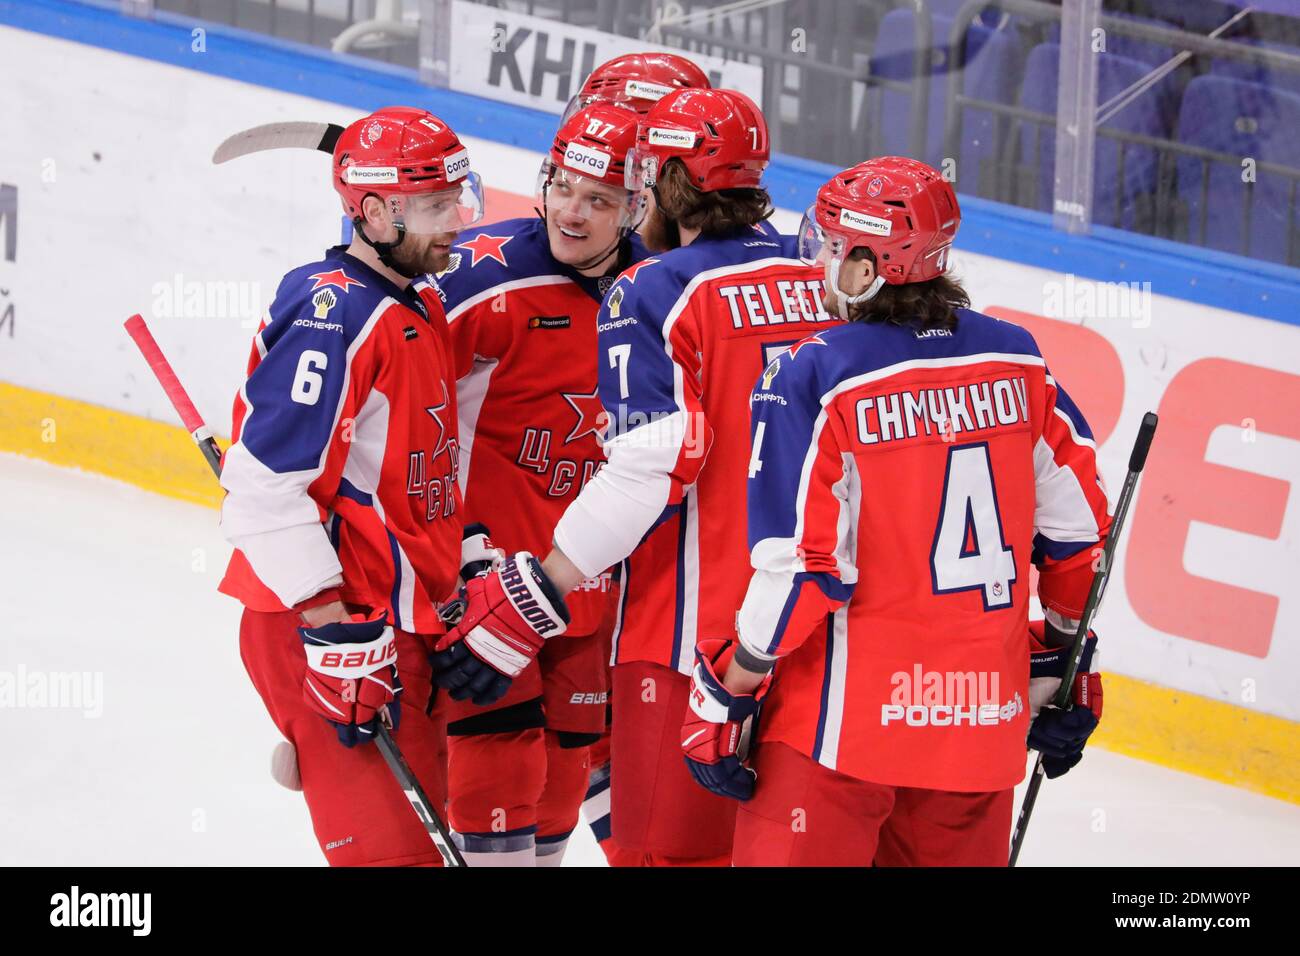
top-left (212, 121), bottom-right (346, 164)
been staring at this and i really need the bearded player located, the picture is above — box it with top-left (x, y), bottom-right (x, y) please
top-left (680, 158), bottom-right (1111, 865)
top-left (482, 86), bottom-right (841, 866)
top-left (218, 107), bottom-right (485, 866)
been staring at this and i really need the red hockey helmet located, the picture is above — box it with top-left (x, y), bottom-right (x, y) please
top-left (799, 157), bottom-right (959, 292)
top-left (626, 88), bottom-right (768, 193)
top-left (541, 102), bottom-right (642, 193)
top-left (332, 106), bottom-right (484, 233)
top-left (562, 52), bottom-right (711, 121)
top-left (538, 103), bottom-right (647, 268)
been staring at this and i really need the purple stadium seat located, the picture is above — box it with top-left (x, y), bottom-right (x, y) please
top-left (1209, 38), bottom-right (1300, 97)
top-left (1016, 43), bottom-right (1166, 230)
top-left (1175, 74), bottom-right (1300, 264)
top-left (870, 9), bottom-right (1020, 195)
top-left (1050, 12), bottom-right (1178, 69)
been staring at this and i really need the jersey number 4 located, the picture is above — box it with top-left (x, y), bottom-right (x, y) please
top-left (930, 443), bottom-right (1016, 610)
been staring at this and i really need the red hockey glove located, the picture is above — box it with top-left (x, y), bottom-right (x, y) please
top-left (431, 552), bottom-right (569, 705)
top-left (300, 611), bottom-right (402, 747)
top-left (681, 639), bottom-right (771, 802)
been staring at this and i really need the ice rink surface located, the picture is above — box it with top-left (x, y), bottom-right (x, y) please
top-left (1, 451), bottom-right (1296, 867)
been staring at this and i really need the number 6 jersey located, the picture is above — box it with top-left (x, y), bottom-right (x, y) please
top-left (218, 246), bottom-right (464, 634)
top-left (737, 310), bottom-right (1112, 792)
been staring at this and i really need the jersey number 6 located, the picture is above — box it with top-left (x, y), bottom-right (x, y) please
top-left (292, 349), bottom-right (329, 406)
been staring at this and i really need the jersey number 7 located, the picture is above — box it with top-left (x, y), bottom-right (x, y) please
top-left (929, 442), bottom-right (1016, 610)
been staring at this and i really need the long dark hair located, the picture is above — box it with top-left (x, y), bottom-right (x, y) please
top-left (845, 248), bottom-right (969, 331)
top-left (654, 159), bottom-right (773, 233)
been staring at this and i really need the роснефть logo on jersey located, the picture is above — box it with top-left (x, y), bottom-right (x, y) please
top-left (881, 665), bottom-right (1023, 727)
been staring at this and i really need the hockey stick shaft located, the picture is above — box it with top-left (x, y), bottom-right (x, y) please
top-left (1008, 411), bottom-right (1157, 866)
top-left (124, 314), bottom-right (224, 477)
top-left (122, 313), bottom-right (465, 868)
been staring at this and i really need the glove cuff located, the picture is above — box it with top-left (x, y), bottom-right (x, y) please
top-left (508, 552), bottom-right (571, 630)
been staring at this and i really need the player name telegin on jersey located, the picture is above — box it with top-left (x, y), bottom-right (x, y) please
top-left (716, 274), bottom-right (833, 329)
top-left (856, 373), bottom-right (1030, 446)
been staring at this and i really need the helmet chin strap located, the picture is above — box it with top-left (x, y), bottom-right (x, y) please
top-left (353, 218), bottom-right (413, 276)
top-left (827, 255), bottom-right (886, 319)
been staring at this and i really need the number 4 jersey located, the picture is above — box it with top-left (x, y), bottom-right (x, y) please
top-left (218, 247), bottom-right (464, 635)
top-left (737, 310), bottom-right (1112, 792)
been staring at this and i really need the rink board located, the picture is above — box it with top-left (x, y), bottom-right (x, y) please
top-left (1, 3), bottom-right (1298, 803)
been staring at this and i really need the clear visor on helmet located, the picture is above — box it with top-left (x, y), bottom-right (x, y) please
top-left (387, 171), bottom-right (485, 234)
top-left (559, 93), bottom-right (589, 124)
top-left (540, 161), bottom-right (645, 230)
top-left (797, 204), bottom-right (825, 264)
top-left (624, 146), bottom-right (660, 191)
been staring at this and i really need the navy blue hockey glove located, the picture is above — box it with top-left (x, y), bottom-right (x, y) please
top-left (681, 639), bottom-right (771, 801)
top-left (1027, 623), bottom-right (1103, 779)
top-left (300, 612), bottom-right (402, 748)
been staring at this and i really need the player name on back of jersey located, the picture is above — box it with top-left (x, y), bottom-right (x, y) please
top-left (856, 373), bottom-right (1030, 447)
top-left (716, 275), bottom-right (833, 330)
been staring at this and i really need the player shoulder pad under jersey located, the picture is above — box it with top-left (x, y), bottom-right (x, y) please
top-left (437, 217), bottom-right (558, 313)
top-left (265, 253), bottom-right (395, 347)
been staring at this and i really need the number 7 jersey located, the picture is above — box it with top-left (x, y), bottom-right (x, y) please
top-left (553, 228), bottom-right (841, 674)
top-left (737, 309), bottom-right (1112, 792)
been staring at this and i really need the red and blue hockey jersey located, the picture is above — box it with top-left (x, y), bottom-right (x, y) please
top-left (736, 310), bottom-right (1112, 792)
top-left (219, 247), bottom-right (463, 635)
top-left (437, 217), bottom-right (648, 636)
top-left (553, 227), bottom-right (841, 673)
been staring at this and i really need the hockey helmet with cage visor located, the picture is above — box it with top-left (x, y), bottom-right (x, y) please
top-left (560, 52), bottom-right (712, 123)
top-left (798, 156), bottom-right (959, 317)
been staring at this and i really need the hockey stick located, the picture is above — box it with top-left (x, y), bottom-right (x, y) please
top-left (123, 313), bottom-right (466, 868)
top-left (1008, 410), bottom-right (1158, 866)
top-left (212, 121), bottom-right (345, 164)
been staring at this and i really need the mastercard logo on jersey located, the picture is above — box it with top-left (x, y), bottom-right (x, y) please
top-left (529, 315), bottom-right (571, 330)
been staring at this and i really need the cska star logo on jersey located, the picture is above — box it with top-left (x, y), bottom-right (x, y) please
top-left (458, 233), bottom-right (513, 268)
top-left (617, 257), bottom-right (660, 286)
top-left (424, 382), bottom-right (452, 459)
top-left (309, 269), bottom-right (366, 293)
top-left (562, 389), bottom-right (608, 444)
top-left (788, 332), bottom-right (827, 360)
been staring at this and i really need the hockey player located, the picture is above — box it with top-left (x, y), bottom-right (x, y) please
top-left (218, 107), bottom-right (485, 866)
top-left (679, 158), bottom-right (1111, 866)
top-left (562, 50), bottom-right (718, 863)
top-left (430, 102), bottom-right (649, 866)
top-left (493, 86), bottom-right (841, 866)
top-left (561, 51), bottom-right (711, 121)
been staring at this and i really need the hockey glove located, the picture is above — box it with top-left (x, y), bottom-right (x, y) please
top-left (437, 523), bottom-right (507, 627)
top-left (300, 611), bottom-right (402, 748)
top-left (1027, 620), bottom-right (1103, 779)
top-left (430, 552), bottom-right (569, 706)
top-left (682, 639), bottom-right (771, 802)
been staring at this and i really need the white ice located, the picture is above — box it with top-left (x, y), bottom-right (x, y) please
top-left (1, 451), bottom-right (1296, 866)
